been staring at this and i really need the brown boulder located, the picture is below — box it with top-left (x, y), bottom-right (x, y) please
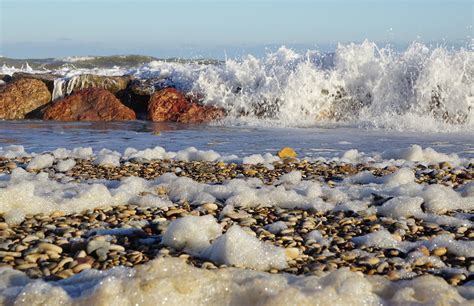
top-left (11, 72), bottom-right (59, 93)
top-left (148, 88), bottom-right (224, 123)
top-left (0, 78), bottom-right (52, 119)
top-left (43, 88), bottom-right (136, 121)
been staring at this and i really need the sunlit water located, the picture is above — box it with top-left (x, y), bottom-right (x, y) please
top-left (1, 120), bottom-right (473, 158)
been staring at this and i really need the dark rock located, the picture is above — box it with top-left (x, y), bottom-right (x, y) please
top-left (119, 77), bottom-right (172, 118)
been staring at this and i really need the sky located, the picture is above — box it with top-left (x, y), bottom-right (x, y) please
top-left (0, 0), bottom-right (472, 59)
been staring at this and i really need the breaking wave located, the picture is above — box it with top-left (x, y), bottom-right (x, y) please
top-left (187, 41), bottom-right (473, 130)
top-left (2, 41), bottom-right (473, 131)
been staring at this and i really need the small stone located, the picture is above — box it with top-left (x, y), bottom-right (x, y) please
top-left (415, 245), bottom-right (430, 257)
top-left (0, 251), bottom-right (21, 258)
top-left (278, 147), bottom-right (297, 159)
top-left (75, 250), bottom-right (87, 258)
top-left (56, 269), bottom-right (74, 279)
top-left (364, 257), bottom-right (380, 265)
top-left (0, 223), bottom-right (8, 230)
top-left (202, 203), bottom-right (218, 211)
top-left (87, 240), bottom-right (110, 254)
top-left (243, 169), bottom-right (258, 176)
top-left (432, 247), bottom-right (447, 257)
top-left (38, 242), bottom-right (63, 254)
top-left (387, 270), bottom-right (400, 280)
top-left (72, 263), bottom-right (92, 273)
top-left (108, 244), bottom-right (125, 252)
top-left (6, 162), bottom-right (17, 170)
top-left (16, 263), bottom-right (38, 270)
top-left (285, 247), bottom-right (299, 260)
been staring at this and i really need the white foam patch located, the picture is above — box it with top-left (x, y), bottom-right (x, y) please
top-left (26, 154), bottom-right (54, 170)
top-left (94, 149), bottom-right (121, 167)
top-left (162, 215), bottom-right (222, 254)
top-left (55, 159), bottom-right (76, 172)
top-left (205, 225), bottom-right (288, 271)
top-left (377, 196), bottom-right (424, 219)
top-left (0, 169), bottom-right (163, 223)
top-left (382, 145), bottom-right (462, 165)
top-left (0, 145), bottom-right (29, 159)
top-left (353, 230), bottom-right (474, 258)
top-left (162, 215), bottom-right (287, 271)
top-left (0, 257), bottom-right (469, 305)
top-left (242, 153), bottom-right (280, 165)
top-left (123, 146), bottom-right (176, 162)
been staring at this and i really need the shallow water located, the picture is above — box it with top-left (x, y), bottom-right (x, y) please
top-left (1, 120), bottom-right (473, 158)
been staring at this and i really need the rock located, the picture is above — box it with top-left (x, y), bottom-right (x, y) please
top-left (72, 263), bottom-right (92, 273)
top-left (62, 74), bottom-right (131, 95)
top-left (202, 203), bottom-right (218, 211)
top-left (0, 74), bottom-right (12, 83)
top-left (38, 242), bottom-right (63, 254)
top-left (432, 247), bottom-right (447, 257)
top-left (11, 72), bottom-right (59, 93)
top-left (0, 78), bottom-right (51, 119)
top-left (43, 88), bottom-right (136, 121)
top-left (364, 257), bottom-right (380, 265)
top-left (285, 247), bottom-right (299, 260)
top-left (278, 147), bottom-right (297, 159)
top-left (415, 245), bottom-right (430, 256)
top-left (148, 88), bottom-right (224, 123)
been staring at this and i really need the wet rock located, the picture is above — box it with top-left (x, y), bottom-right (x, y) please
top-left (0, 78), bottom-right (51, 119)
top-left (148, 88), bottom-right (224, 123)
top-left (11, 72), bottom-right (59, 93)
top-left (63, 74), bottom-right (131, 95)
top-left (119, 78), bottom-right (171, 118)
top-left (43, 88), bottom-right (136, 121)
top-left (0, 74), bottom-right (12, 83)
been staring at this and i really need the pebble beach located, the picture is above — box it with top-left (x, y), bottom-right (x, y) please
top-left (1, 145), bottom-right (473, 304)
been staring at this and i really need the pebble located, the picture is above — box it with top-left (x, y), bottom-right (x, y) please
top-left (0, 158), bottom-right (470, 287)
top-left (432, 247), bottom-right (447, 257)
top-left (38, 243), bottom-right (63, 254)
top-left (285, 248), bottom-right (299, 260)
top-left (72, 263), bottom-right (92, 273)
top-left (202, 203), bottom-right (218, 211)
top-left (415, 245), bottom-right (430, 257)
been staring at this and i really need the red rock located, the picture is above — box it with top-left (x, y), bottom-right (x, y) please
top-left (148, 88), bottom-right (224, 123)
top-left (177, 103), bottom-right (225, 123)
top-left (43, 88), bottom-right (136, 121)
top-left (0, 78), bottom-right (51, 119)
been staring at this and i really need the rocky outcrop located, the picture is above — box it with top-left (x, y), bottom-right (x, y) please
top-left (0, 78), bottom-right (52, 119)
top-left (43, 88), bottom-right (136, 121)
top-left (148, 88), bottom-right (224, 123)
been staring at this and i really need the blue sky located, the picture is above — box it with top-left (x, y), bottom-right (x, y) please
top-left (0, 0), bottom-right (472, 58)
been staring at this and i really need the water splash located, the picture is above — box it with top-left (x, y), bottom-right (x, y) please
top-left (2, 41), bottom-right (473, 131)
